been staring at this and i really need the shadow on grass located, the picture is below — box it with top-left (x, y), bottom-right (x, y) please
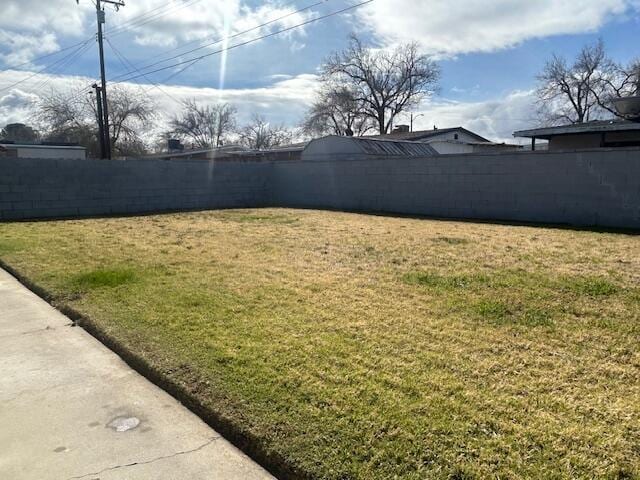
top-left (3, 206), bottom-right (639, 235)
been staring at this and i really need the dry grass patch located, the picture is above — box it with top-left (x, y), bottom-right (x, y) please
top-left (0, 208), bottom-right (639, 479)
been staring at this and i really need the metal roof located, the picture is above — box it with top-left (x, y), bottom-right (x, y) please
top-left (141, 144), bottom-right (247, 159)
top-left (0, 142), bottom-right (86, 150)
top-left (352, 137), bottom-right (438, 156)
top-left (514, 120), bottom-right (640, 139)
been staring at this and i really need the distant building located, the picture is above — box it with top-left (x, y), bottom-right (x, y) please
top-left (143, 140), bottom-right (305, 162)
top-left (0, 141), bottom-right (86, 160)
top-left (0, 123), bottom-right (39, 143)
top-left (144, 144), bottom-right (247, 161)
top-left (514, 120), bottom-right (640, 151)
top-left (365, 126), bottom-right (521, 154)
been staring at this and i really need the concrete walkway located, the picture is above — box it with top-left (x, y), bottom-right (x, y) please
top-left (0, 268), bottom-right (275, 480)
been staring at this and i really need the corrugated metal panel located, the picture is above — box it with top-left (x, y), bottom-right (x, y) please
top-left (354, 138), bottom-right (438, 156)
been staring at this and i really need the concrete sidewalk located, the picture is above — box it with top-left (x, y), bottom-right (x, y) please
top-left (0, 267), bottom-right (275, 480)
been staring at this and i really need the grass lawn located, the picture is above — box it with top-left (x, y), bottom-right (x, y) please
top-left (1, 208), bottom-right (639, 479)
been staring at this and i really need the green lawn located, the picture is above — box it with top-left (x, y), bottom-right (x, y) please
top-left (1, 209), bottom-right (639, 479)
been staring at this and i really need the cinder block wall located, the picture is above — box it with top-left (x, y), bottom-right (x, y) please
top-left (1, 149), bottom-right (639, 229)
top-left (270, 148), bottom-right (640, 229)
top-left (0, 157), bottom-right (272, 220)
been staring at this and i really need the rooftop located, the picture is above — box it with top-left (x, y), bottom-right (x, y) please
top-left (0, 142), bottom-right (86, 150)
top-left (143, 144), bottom-right (247, 159)
top-left (514, 120), bottom-right (640, 139)
top-left (353, 136), bottom-right (439, 156)
top-left (144, 142), bottom-right (308, 160)
top-left (364, 127), bottom-right (490, 143)
top-left (302, 135), bottom-right (439, 160)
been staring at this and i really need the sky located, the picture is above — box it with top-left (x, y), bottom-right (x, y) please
top-left (0, 0), bottom-right (639, 143)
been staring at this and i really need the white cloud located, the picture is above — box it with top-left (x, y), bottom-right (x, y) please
top-left (0, 0), bottom-right (90, 37)
top-left (0, 68), bottom-right (539, 144)
top-left (148, 73), bottom-right (319, 127)
top-left (0, 89), bottom-right (40, 125)
top-left (0, 0), bottom-right (92, 68)
top-left (106, 0), bottom-right (315, 48)
top-left (358, 0), bottom-right (637, 55)
top-left (0, 31), bottom-right (60, 69)
top-left (407, 90), bottom-right (538, 143)
top-left (0, 69), bottom-right (318, 133)
top-left (0, 0), bottom-right (314, 67)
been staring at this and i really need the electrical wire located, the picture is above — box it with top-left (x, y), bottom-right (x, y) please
top-left (61, 0), bottom-right (373, 105)
top-left (103, 0), bottom-right (176, 30)
top-left (108, 0), bottom-right (330, 83)
top-left (31, 41), bottom-right (95, 92)
top-left (0, 38), bottom-right (95, 95)
top-left (106, 0), bottom-right (203, 37)
top-left (111, 0), bottom-right (373, 85)
top-left (105, 36), bottom-right (185, 106)
top-left (2, 36), bottom-right (95, 71)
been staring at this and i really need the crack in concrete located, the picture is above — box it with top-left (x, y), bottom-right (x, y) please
top-left (65, 436), bottom-right (221, 479)
top-left (0, 324), bottom-right (73, 339)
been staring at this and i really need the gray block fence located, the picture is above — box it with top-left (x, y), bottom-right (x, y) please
top-left (0, 157), bottom-right (271, 220)
top-left (1, 148), bottom-right (639, 229)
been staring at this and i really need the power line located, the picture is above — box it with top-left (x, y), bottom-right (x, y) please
top-left (32, 41), bottom-right (95, 92)
top-left (108, 0), bottom-right (330, 83)
top-left (2, 36), bottom-right (94, 71)
top-left (105, 36), bottom-right (185, 106)
top-left (103, 0), bottom-right (175, 30)
top-left (0, 0), bottom-right (180, 72)
top-left (60, 0), bottom-right (329, 103)
top-left (62, 0), bottom-right (373, 105)
top-left (0, 39), bottom-right (94, 94)
top-left (112, 0), bottom-right (373, 85)
top-left (106, 0), bottom-right (203, 37)
top-left (114, 0), bottom-right (330, 71)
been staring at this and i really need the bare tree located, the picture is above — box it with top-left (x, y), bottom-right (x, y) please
top-left (322, 35), bottom-right (440, 135)
top-left (536, 40), bottom-right (609, 125)
top-left (36, 85), bottom-right (155, 157)
top-left (302, 85), bottom-right (375, 137)
top-left (102, 87), bottom-right (155, 153)
top-left (238, 115), bottom-right (292, 150)
top-left (0, 123), bottom-right (39, 142)
top-left (590, 58), bottom-right (640, 117)
top-left (169, 100), bottom-right (236, 148)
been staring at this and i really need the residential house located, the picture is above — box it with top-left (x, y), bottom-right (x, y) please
top-left (0, 141), bottom-right (86, 160)
top-left (365, 125), bottom-right (521, 154)
top-left (514, 119), bottom-right (640, 151)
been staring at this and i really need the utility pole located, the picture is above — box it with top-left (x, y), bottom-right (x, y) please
top-left (83, 0), bottom-right (125, 158)
top-left (92, 84), bottom-right (106, 159)
top-left (410, 113), bottom-right (424, 132)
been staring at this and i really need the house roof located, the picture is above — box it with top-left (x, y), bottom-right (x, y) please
top-left (364, 127), bottom-right (491, 143)
top-left (142, 142), bottom-right (308, 160)
top-left (514, 120), bottom-right (640, 139)
top-left (142, 144), bottom-right (248, 159)
top-left (302, 135), bottom-right (439, 160)
top-left (429, 139), bottom-right (521, 147)
top-left (234, 142), bottom-right (308, 155)
top-left (353, 137), bottom-right (439, 156)
top-left (0, 142), bottom-right (85, 150)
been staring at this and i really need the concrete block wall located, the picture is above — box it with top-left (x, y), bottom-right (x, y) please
top-left (269, 148), bottom-right (640, 229)
top-left (1, 148), bottom-right (639, 229)
top-left (0, 157), bottom-right (271, 220)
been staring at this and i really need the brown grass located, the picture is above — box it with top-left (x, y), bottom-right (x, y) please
top-left (0, 208), bottom-right (639, 479)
